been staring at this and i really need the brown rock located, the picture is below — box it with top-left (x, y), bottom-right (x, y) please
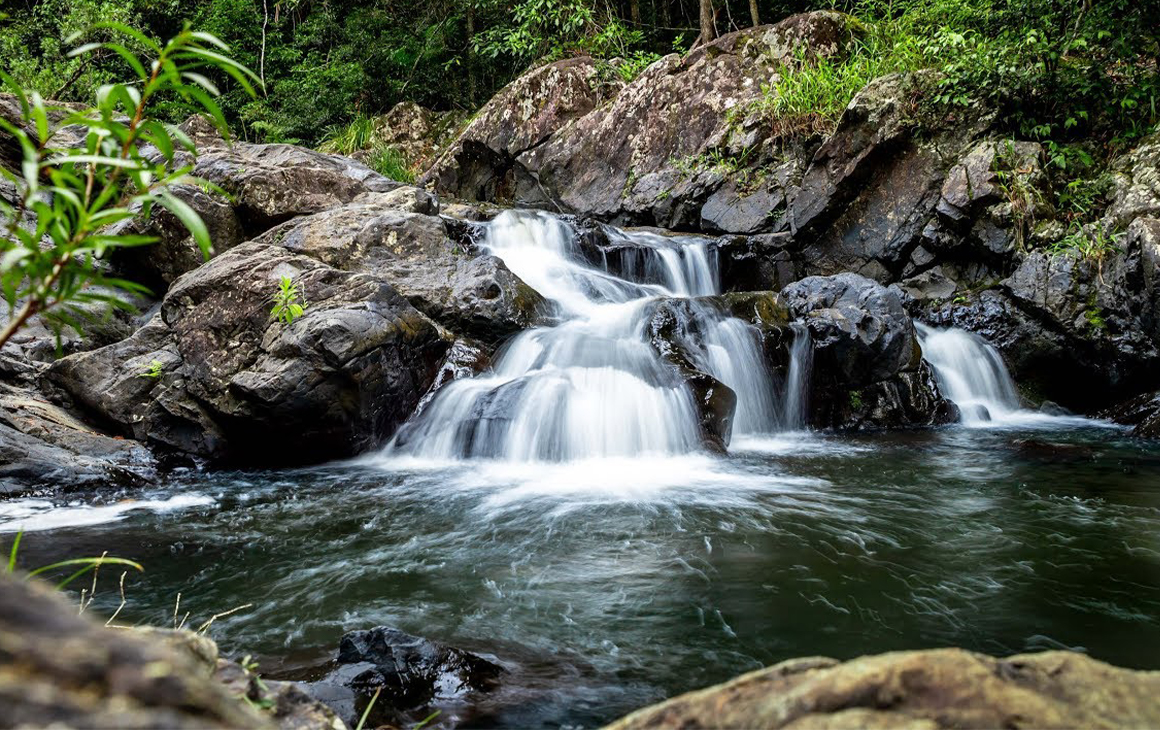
top-left (606, 648), bottom-right (1160, 730)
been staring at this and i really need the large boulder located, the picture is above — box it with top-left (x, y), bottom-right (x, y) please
top-left (253, 188), bottom-right (545, 344)
top-left (362, 101), bottom-right (464, 170)
top-left (47, 242), bottom-right (449, 465)
top-left (423, 56), bottom-right (613, 205)
top-left (426, 12), bottom-right (859, 232)
top-left (782, 273), bottom-right (956, 428)
top-left (112, 183), bottom-right (245, 292)
top-left (188, 139), bottom-right (400, 237)
top-left (605, 648), bottom-right (1160, 730)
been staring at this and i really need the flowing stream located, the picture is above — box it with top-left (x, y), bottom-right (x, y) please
top-left (2, 212), bottom-right (1159, 728)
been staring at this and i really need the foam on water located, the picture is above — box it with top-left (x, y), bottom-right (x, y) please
top-left (0, 494), bottom-right (215, 533)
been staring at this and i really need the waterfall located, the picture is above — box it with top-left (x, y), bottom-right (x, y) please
top-left (385, 210), bottom-right (809, 462)
top-left (916, 323), bottom-right (1021, 425)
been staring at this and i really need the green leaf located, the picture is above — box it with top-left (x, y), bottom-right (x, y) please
top-left (157, 191), bottom-right (212, 257)
top-left (6, 530), bottom-right (22, 572)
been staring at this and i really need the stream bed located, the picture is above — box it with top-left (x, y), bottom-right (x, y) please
top-left (4, 421), bottom-right (1160, 727)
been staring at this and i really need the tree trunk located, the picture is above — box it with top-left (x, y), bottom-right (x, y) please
top-left (630, 0), bottom-right (642, 27)
top-left (748, 0), bottom-right (760, 26)
top-left (659, 0), bottom-right (671, 29)
top-left (466, 3), bottom-right (476, 106)
top-left (699, 0), bottom-right (716, 45)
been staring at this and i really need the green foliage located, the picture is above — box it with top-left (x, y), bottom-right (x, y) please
top-left (849, 390), bottom-right (864, 410)
top-left (318, 115), bottom-right (377, 155)
top-left (0, 22), bottom-right (258, 352)
top-left (6, 530), bottom-right (144, 590)
top-left (367, 145), bottom-right (416, 183)
top-left (139, 359), bottom-right (165, 378)
top-left (1048, 226), bottom-right (1122, 263)
top-left (270, 275), bottom-right (305, 324)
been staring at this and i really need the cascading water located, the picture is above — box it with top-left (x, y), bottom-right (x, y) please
top-left (916, 323), bottom-right (1022, 425)
top-left (385, 210), bottom-right (807, 461)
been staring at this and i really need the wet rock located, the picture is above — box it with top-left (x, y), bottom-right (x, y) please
top-left (214, 657), bottom-right (345, 730)
top-left (253, 190), bottom-right (544, 344)
top-left (645, 298), bottom-right (744, 451)
top-left (1101, 389), bottom-right (1160, 438)
top-left (47, 242), bottom-right (449, 465)
top-left (309, 627), bottom-right (502, 728)
top-left (0, 571), bottom-right (269, 729)
top-left (924, 218), bottom-right (1160, 411)
top-left (782, 273), bottom-right (956, 428)
top-left (606, 648), bottom-right (1160, 730)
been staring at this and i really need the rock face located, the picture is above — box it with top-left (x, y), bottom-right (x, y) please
top-left (0, 572), bottom-right (269, 729)
top-left (922, 216), bottom-right (1160, 410)
top-left (0, 375), bottom-right (156, 494)
top-left (307, 626), bottom-right (503, 728)
top-left (605, 648), bottom-right (1160, 730)
top-left (783, 273), bottom-right (956, 428)
top-left (253, 188), bottom-right (545, 344)
top-left (425, 12), bottom-right (859, 230)
top-left (48, 241), bottom-right (449, 465)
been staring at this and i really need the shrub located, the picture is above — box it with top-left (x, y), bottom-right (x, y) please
top-left (0, 22), bottom-right (258, 351)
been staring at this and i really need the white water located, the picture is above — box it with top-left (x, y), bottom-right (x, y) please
top-left (916, 323), bottom-right (1104, 429)
top-left (384, 210), bottom-right (807, 462)
top-left (917, 323), bottom-right (1021, 425)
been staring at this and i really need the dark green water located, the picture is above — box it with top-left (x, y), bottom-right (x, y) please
top-left (4, 421), bottom-right (1160, 727)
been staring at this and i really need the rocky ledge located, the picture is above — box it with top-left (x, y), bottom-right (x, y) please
top-left (606, 648), bottom-right (1160, 730)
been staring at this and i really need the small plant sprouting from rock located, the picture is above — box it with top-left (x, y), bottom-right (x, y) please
top-left (849, 390), bottom-right (865, 410)
top-left (139, 359), bottom-right (165, 379)
top-left (270, 276), bottom-right (306, 325)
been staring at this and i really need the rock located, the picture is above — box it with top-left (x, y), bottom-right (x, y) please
top-left (605, 648), bottom-right (1160, 730)
top-left (190, 142), bottom-right (400, 237)
top-left (1106, 132), bottom-right (1160, 228)
top-left (0, 375), bottom-right (156, 494)
top-left (787, 73), bottom-right (996, 283)
top-left (924, 218), bottom-right (1160, 411)
top-left (253, 190), bottom-right (544, 343)
top-left (0, 571), bottom-right (270, 729)
top-left (112, 183), bottom-right (245, 291)
top-left (215, 657), bottom-right (346, 730)
top-left (645, 298), bottom-right (744, 451)
top-left (427, 12), bottom-right (859, 229)
top-left (308, 626), bottom-right (502, 728)
top-left (1101, 389), bottom-right (1160, 438)
top-left (423, 56), bottom-right (612, 204)
top-left (364, 102), bottom-right (464, 170)
top-left (47, 242), bottom-right (449, 465)
top-left (782, 273), bottom-right (956, 428)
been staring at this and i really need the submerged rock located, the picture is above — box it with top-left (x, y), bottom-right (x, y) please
top-left (606, 648), bottom-right (1160, 730)
top-left (306, 627), bottom-right (503, 728)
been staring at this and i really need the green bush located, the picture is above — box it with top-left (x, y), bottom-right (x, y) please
top-left (0, 22), bottom-right (257, 351)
